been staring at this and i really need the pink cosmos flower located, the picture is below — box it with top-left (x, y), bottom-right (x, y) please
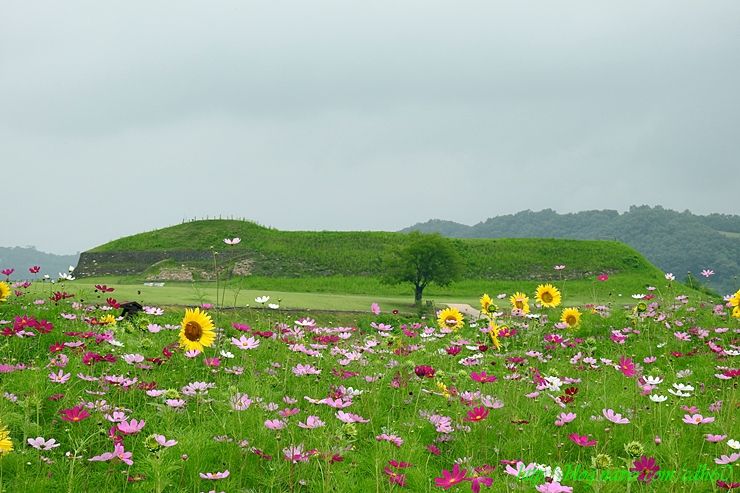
top-left (264, 419), bottom-right (286, 430)
top-left (88, 443), bottom-right (133, 466)
top-left (701, 269), bottom-right (714, 278)
top-left (298, 415), bottom-right (325, 429)
top-left (231, 335), bottom-right (260, 350)
top-left (602, 408), bottom-right (630, 424)
top-left (376, 433), bottom-right (404, 447)
top-left (27, 437), bottom-right (60, 451)
top-left (682, 414), bottom-right (715, 425)
top-left (371, 303), bottom-right (381, 315)
top-left (154, 434), bottom-right (177, 447)
top-left (705, 434), bottom-right (727, 443)
top-left (117, 419), bottom-right (145, 434)
top-left (223, 237), bottom-right (241, 245)
top-left (537, 482), bottom-right (573, 493)
top-left (435, 464), bottom-right (468, 489)
top-left (335, 411), bottom-right (369, 423)
top-left (199, 470), bottom-right (230, 479)
top-left (292, 364), bottom-right (321, 376)
top-left (568, 433), bottom-right (597, 447)
top-left (714, 453), bottom-right (740, 465)
top-left (282, 444), bottom-right (316, 463)
top-left (597, 273), bottom-right (609, 282)
top-left (230, 393), bottom-right (253, 411)
top-left (554, 412), bottom-right (576, 426)
top-left (48, 369), bottom-right (71, 384)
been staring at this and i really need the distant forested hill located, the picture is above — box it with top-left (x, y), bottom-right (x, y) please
top-left (403, 206), bottom-right (740, 295)
top-left (0, 247), bottom-right (80, 279)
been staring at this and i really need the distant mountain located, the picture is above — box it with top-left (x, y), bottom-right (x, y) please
top-left (0, 246), bottom-right (80, 279)
top-left (403, 206), bottom-right (740, 295)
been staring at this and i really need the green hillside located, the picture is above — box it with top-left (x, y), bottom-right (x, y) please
top-left (78, 219), bottom-right (663, 283)
top-left (403, 206), bottom-right (740, 295)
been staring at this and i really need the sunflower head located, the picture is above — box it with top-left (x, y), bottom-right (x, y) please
top-left (509, 292), bottom-right (531, 313)
top-left (479, 293), bottom-right (494, 314)
top-left (733, 306), bottom-right (740, 319)
top-left (535, 284), bottom-right (562, 308)
top-left (179, 307), bottom-right (216, 352)
top-left (437, 307), bottom-right (464, 331)
top-left (0, 422), bottom-right (12, 455)
top-left (0, 281), bottom-right (10, 302)
top-left (488, 321), bottom-right (502, 350)
top-left (560, 307), bottom-right (582, 328)
top-left (730, 289), bottom-right (740, 308)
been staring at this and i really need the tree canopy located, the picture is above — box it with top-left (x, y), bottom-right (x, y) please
top-left (383, 232), bottom-right (462, 305)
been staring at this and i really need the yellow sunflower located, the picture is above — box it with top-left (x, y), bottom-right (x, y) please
top-left (0, 423), bottom-right (12, 455)
top-left (0, 281), bottom-right (10, 302)
top-left (509, 292), bottom-right (531, 314)
top-left (437, 307), bottom-right (464, 331)
top-left (179, 307), bottom-right (216, 352)
top-left (479, 293), bottom-right (494, 314)
top-left (733, 306), bottom-right (740, 319)
top-left (535, 284), bottom-right (562, 308)
top-left (99, 314), bottom-right (117, 326)
top-left (488, 321), bottom-right (502, 350)
top-left (730, 289), bottom-right (740, 307)
top-left (560, 307), bottom-right (582, 328)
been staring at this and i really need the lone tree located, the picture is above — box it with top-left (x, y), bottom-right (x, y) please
top-left (383, 232), bottom-right (462, 305)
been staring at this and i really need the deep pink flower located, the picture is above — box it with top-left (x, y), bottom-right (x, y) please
top-left (464, 406), bottom-right (489, 422)
top-left (568, 433), bottom-right (597, 447)
top-left (630, 456), bottom-right (660, 483)
top-left (29, 266), bottom-right (41, 274)
top-left (60, 406), bottom-right (90, 422)
top-left (434, 464), bottom-right (468, 489)
top-left (414, 365), bottom-right (436, 378)
top-left (618, 356), bottom-right (635, 377)
top-left (470, 371), bottom-right (497, 383)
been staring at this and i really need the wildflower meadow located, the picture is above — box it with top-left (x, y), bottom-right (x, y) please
top-left (0, 264), bottom-right (738, 493)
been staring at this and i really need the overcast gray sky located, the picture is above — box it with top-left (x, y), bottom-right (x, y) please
top-left (2, 1), bottom-right (739, 254)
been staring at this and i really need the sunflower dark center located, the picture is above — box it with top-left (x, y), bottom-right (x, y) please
top-left (566, 315), bottom-right (577, 325)
top-left (184, 321), bottom-right (202, 341)
top-left (515, 300), bottom-right (524, 309)
top-left (445, 318), bottom-right (458, 326)
top-left (542, 292), bottom-right (553, 303)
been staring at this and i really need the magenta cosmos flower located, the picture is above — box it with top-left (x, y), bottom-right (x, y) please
top-left (117, 419), bottom-right (145, 434)
top-left (464, 406), bottom-right (490, 422)
top-left (568, 434), bottom-right (597, 447)
top-left (630, 456), bottom-right (660, 483)
top-left (435, 464), bottom-right (468, 489)
top-left (59, 406), bottom-right (90, 422)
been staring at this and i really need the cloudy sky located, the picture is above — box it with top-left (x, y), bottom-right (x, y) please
top-left (2, 1), bottom-right (738, 254)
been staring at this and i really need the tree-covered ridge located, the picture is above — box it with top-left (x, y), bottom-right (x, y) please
top-left (0, 246), bottom-right (79, 279)
top-left (403, 206), bottom-right (740, 294)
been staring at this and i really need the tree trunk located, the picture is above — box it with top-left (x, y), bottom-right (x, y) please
top-left (414, 284), bottom-right (424, 306)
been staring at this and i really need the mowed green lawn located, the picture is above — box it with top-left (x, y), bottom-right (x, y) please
top-left (37, 272), bottom-right (714, 314)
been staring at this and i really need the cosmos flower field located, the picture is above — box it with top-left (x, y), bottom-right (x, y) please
top-left (0, 269), bottom-right (738, 492)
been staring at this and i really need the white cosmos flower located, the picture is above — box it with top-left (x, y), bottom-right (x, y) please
top-left (643, 376), bottom-right (663, 385)
top-left (667, 389), bottom-right (691, 397)
top-left (255, 296), bottom-right (270, 303)
top-left (649, 394), bottom-right (668, 402)
top-left (728, 439), bottom-right (740, 450)
top-left (632, 294), bottom-right (645, 299)
top-left (672, 383), bottom-right (694, 392)
top-left (268, 303), bottom-right (280, 310)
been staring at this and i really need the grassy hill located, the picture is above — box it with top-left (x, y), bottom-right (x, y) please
top-left (70, 219), bottom-right (714, 310)
top-left (403, 205), bottom-right (740, 295)
top-left (79, 219), bottom-right (661, 281)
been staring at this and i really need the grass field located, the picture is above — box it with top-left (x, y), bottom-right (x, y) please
top-left (54, 272), bottom-right (713, 314)
top-left (1, 272), bottom-right (738, 492)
